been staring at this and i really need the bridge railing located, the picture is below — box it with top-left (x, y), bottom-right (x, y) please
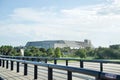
top-left (0, 55), bottom-right (120, 73)
top-left (0, 57), bottom-right (120, 80)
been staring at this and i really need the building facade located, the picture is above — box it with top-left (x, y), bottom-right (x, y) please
top-left (25, 39), bottom-right (93, 49)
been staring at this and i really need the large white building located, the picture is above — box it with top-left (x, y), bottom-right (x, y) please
top-left (25, 39), bottom-right (93, 49)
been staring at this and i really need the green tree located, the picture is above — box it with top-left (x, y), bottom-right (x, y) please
top-left (47, 48), bottom-right (54, 57)
top-left (85, 47), bottom-right (95, 57)
top-left (0, 46), bottom-right (14, 55)
top-left (95, 47), bottom-right (120, 59)
top-left (24, 49), bottom-right (33, 56)
top-left (110, 45), bottom-right (120, 49)
top-left (54, 47), bottom-right (62, 58)
top-left (61, 47), bottom-right (71, 53)
top-left (24, 46), bottom-right (44, 57)
top-left (75, 49), bottom-right (87, 58)
top-left (39, 48), bottom-right (46, 53)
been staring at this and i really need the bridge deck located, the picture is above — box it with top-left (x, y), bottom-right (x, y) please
top-left (0, 67), bottom-right (32, 80)
top-left (0, 61), bottom-right (120, 80)
top-left (0, 62), bottom-right (95, 80)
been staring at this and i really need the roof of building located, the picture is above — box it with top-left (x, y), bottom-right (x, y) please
top-left (25, 40), bottom-right (93, 49)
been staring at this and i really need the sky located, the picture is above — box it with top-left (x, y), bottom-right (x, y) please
top-left (0, 0), bottom-right (120, 47)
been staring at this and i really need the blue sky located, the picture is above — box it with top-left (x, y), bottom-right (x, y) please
top-left (0, 0), bottom-right (120, 47)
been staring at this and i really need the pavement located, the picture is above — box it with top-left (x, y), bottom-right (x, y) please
top-left (0, 62), bottom-right (95, 80)
top-left (0, 67), bottom-right (32, 80)
top-left (0, 61), bottom-right (119, 80)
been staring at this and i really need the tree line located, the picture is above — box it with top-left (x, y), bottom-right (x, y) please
top-left (0, 45), bottom-right (120, 59)
top-left (0, 46), bottom-right (63, 58)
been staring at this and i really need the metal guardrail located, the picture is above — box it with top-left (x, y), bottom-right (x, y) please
top-left (0, 57), bottom-right (120, 80)
top-left (0, 58), bottom-right (99, 80)
top-left (1, 56), bottom-right (120, 72)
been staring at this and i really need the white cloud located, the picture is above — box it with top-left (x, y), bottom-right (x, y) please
top-left (10, 8), bottom-right (43, 22)
top-left (1, 0), bottom-right (120, 47)
top-left (97, 0), bottom-right (120, 15)
top-left (112, 0), bottom-right (120, 6)
top-left (10, 8), bottom-right (57, 23)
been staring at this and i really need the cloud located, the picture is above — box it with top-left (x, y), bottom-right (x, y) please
top-left (10, 8), bottom-right (44, 22)
top-left (1, 0), bottom-right (120, 47)
top-left (112, 0), bottom-right (120, 6)
top-left (97, 0), bottom-right (120, 15)
top-left (10, 8), bottom-right (58, 23)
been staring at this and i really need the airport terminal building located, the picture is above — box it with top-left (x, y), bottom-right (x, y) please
top-left (25, 39), bottom-right (93, 49)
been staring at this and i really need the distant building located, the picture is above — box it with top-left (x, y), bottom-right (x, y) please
top-left (25, 39), bottom-right (93, 49)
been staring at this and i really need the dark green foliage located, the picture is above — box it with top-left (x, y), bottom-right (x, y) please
top-left (85, 47), bottom-right (95, 57)
top-left (95, 47), bottom-right (120, 59)
top-left (24, 49), bottom-right (32, 56)
top-left (54, 47), bottom-right (62, 58)
top-left (0, 46), bottom-right (13, 55)
top-left (24, 47), bottom-right (45, 56)
top-left (47, 48), bottom-right (54, 57)
top-left (39, 48), bottom-right (46, 53)
top-left (61, 47), bottom-right (71, 53)
top-left (75, 49), bottom-right (87, 58)
top-left (0, 45), bottom-right (21, 56)
top-left (1, 44), bottom-right (120, 59)
top-left (110, 45), bottom-right (120, 49)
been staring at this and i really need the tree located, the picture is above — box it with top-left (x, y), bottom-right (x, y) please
top-left (24, 46), bottom-right (44, 57)
top-left (95, 47), bottom-right (120, 59)
top-left (54, 47), bottom-right (62, 58)
top-left (110, 45), bottom-right (120, 49)
top-left (39, 48), bottom-right (46, 53)
top-left (61, 47), bottom-right (71, 53)
top-left (85, 47), bottom-right (95, 57)
top-left (0, 45), bottom-right (14, 55)
top-left (24, 49), bottom-right (33, 56)
top-left (47, 48), bottom-right (54, 57)
top-left (75, 49), bottom-right (86, 58)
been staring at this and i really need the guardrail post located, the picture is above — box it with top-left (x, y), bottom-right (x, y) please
top-left (2, 60), bottom-right (5, 67)
top-left (34, 65), bottom-right (37, 79)
top-left (22, 57), bottom-right (24, 60)
top-left (24, 63), bottom-right (27, 75)
top-left (32, 58), bottom-right (34, 61)
top-left (95, 73), bottom-right (100, 80)
top-left (6, 60), bottom-right (8, 69)
top-left (0, 59), bottom-right (1, 66)
top-left (45, 59), bottom-right (47, 63)
top-left (68, 71), bottom-right (72, 80)
top-left (54, 59), bottom-right (57, 64)
top-left (80, 60), bottom-right (83, 68)
top-left (95, 77), bottom-right (100, 80)
top-left (11, 61), bottom-right (14, 70)
top-left (34, 58), bottom-right (37, 62)
top-left (48, 67), bottom-right (53, 80)
top-left (100, 62), bottom-right (103, 72)
top-left (17, 62), bottom-right (19, 72)
top-left (66, 60), bottom-right (68, 66)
